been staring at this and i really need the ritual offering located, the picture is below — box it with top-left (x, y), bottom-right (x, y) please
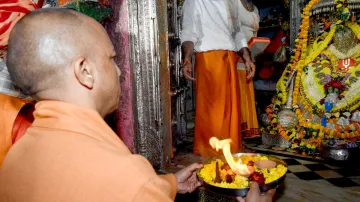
top-left (197, 138), bottom-right (287, 197)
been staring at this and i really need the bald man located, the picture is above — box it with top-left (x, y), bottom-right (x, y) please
top-left (0, 8), bottom-right (202, 202)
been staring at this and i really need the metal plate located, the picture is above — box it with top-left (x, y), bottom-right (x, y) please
top-left (197, 153), bottom-right (288, 197)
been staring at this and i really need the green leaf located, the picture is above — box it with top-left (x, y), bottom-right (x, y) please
top-left (64, 1), bottom-right (113, 23)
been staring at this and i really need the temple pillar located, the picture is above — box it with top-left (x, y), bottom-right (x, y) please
top-left (126, 0), bottom-right (172, 169)
top-left (105, 0), bottom-right (136, 154)
top-left (50, 0), bottom-right (173, 169)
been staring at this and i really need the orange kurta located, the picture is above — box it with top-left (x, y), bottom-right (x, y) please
top-left (0, 94), bottom-right (31, 167)
top-left (237, 68), bottom-right (260, 138)
top-left (0, 101), bottom-right (177, 202)
top-left (194, 50), bottom-right (241, 157)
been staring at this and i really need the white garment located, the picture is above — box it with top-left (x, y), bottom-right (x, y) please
top-left (181, 0), bottom-right (248, 52)
top-left (238, 3), bottom-right (260, 42)
top-left (237, 2), bottom-right (260, 70)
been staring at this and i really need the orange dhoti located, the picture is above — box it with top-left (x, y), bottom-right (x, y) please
top-left (237, 66), bottom-right (260, 138)
top-left (194, 50), bottom-right (241, 157)
top-left (0, 94), bottom-right (32, 166)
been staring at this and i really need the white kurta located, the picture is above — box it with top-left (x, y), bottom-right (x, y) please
top-left (181, 0), bottom-right (248, 52)
top-left (237, 2), bottom-right (260, 70)
top-left (238, 3), bottom-right (260, 41)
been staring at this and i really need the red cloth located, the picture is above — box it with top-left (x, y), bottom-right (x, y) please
top-left (259, 65), bottom-right (275, 79)
top-left (12, 104), bottom-right (35, 144)
top-left (0, 0), bottom-right (37, 50)
top-left (264, 29), bottom-right (285, 54)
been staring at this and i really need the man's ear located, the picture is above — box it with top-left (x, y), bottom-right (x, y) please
top-left (73, 57), bottom-right (94, 89)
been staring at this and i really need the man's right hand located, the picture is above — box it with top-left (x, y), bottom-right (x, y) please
top-left (236, 182), bottom-right (275, 202)
top-left (183, 62), bottom-right (195, 81)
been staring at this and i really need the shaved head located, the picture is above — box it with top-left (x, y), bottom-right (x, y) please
top-left (7, 8), bottom-right (121, 117)
top-left (8, 8), bottom-right (90, 94)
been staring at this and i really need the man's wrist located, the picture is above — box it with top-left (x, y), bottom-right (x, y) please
top-left (183, 60), bottom-right (191, 66)
top-left (238, 47), bottom-right (252, 62)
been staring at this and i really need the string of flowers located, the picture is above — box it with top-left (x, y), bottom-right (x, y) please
top-left (293, 1), bottom-right (360, 139)
top-left (265, 0), bottom-right (360, 155)
top-left (277, 0), bottom-right (320, 104)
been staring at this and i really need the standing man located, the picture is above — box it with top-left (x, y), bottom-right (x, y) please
top-left (237, 0), bottom-right (261, 139)
top-left (181, 0), bottom-right (256, 157)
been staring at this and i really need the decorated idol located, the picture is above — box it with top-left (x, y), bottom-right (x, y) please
top-left (263, 0), bottom-right (360, 156)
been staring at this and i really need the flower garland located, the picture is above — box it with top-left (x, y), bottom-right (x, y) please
top-left (328, 44), bottom-right (360, 59)
top-left (292, 26), bottom-right (337, 107)
top-left (300, 62), bottom-right (360, 114)
top-left (291, 2), bottom-right (360, 139)
top-left (266, 0), bottom-right (360, 155)
top-left (276, 0), bottom-right (320, 105)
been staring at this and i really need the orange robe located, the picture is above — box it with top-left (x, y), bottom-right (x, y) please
top-left (0, 94), bottom-right (31, 167)
top-left (0, 101), bottom-right (177, 202)
top-left (194, 50), bottom-right (241, 157)
top-left (237, 68), bottom-right (260, 138)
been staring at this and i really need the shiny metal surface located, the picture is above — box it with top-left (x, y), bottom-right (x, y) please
top-left (321, 145), bottom-right (360, 161)
top-left (169, 0), bottom-right (188, 146)
top-left (311, 0), bottom-right (360, 16)
top-left (261, 133), bottom-right (292, 148)
top-left (197, 153), bottom-right (288, 197)
top-left (127, 0), bottom-right (171, 169)
top-left (290, 0), bottom-right (303, 49)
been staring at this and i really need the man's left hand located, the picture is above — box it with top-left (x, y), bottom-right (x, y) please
top-left (175, 163), bottom-right (203, 194)
top-left (238, 47), bottom-right (256, 80)
top-left (245, 60), bottom-right (256, 80)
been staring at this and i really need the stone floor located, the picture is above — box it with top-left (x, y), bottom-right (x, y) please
top-left (168, 117), bottom-right (360, 202)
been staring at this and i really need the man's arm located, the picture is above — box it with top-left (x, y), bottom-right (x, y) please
top-left (180, 0), bottom-right (198, 81)
top-left (133, 179), bottom-right (174, 202)
top-left (180, 0), bottom-right (198, 46)
top-left (183, 41), bottom-right (194, 62)
top-left (238, 47), bottom-right (256, 80)
top-left (134, 163), bottom-right (202, 202)
top-left (235, 3), bottom-right (256, 79)
top-left (182, 41), bottom-right (195, 80)
top-left (238, 47), bottom-right (252, 63)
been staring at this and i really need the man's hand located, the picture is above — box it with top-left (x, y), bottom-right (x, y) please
top-left (182, 61), bottom-right (195, 81)
top-left (237, 182), bottom-right (275, 202)
top-left (245, 60), bottom-right (256, 80)
top-left (182, 41), bottom-right (195, 81)
top-left (238, 47), bottom-right (256, 80)
top-left (175, 163), bottom-right (203, 194)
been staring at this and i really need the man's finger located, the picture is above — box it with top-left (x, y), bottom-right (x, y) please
top-left (246, 70), bottom-right (254, 80)
top-left (263, 189), bottom-right (276, 197)
top-left (236, 197), bottom-right (245, 202)
top-left (186, 163), bottom-right (203, 171)
top-left (249, 181), bottom-right (261, 194)
top-left (185, 75), bottom-right (196, 81)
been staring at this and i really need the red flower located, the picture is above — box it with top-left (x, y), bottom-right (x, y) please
top-left (249, 172), bottom-right (265, 184)
top-left (324, 85), bottom-right (329, 92)
top-left (328, 80), bottom-right (343, 88)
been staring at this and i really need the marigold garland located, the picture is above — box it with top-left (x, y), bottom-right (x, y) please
top-left (267, 0), bottom-right (360, 154)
